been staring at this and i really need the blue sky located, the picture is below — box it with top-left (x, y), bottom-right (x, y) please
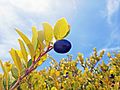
top-left (0, 0), bottom-right (120, 72)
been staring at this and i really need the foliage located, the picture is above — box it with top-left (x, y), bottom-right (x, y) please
top-left (18, 50), bottom-right (120, 90)
top-left (0, 17), bottom-right (70, 90)
top-left (0, 18), bottom-right (120, 90)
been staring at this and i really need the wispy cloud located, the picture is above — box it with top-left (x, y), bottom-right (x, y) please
top-left (100, 0), bottom-right (120, 53)
top-left (106, 0), bottom-right (120, 24)
top-left (98, 47), bottom-right (120, 55)
top-left (0, 0), bottom-right (80, 73)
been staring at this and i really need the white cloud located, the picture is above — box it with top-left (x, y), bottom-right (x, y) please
top-left (99, 47), bottom-right (120, 53)
top-left (107, 0), bottom-right (120, 41)
top-left (107, 0), bottom-right (120, 45)
top-left (0, 0), bottom-right (80, 73)
top-left (9, 0), bottom-right (79, 19)
top-left (106, 0), bottom-right (120, 24)
top-left (100, 0), bottom-right (120, 53)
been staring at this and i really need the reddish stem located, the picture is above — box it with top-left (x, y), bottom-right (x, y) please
top-left (10, 46), bottom-right (53, 90)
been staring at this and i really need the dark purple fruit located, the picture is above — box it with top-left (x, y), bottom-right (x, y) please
top-left (54, 39), bottom-right (71, 54)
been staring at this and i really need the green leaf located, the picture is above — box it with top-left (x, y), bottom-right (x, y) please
top-left (27, 59), bottom-right (32, 68)
top-left (32, 26), bottom-right (38, 50)
top-left (11, 80), bottom-right (17, 88)
top-left (11, 65), bottom-right (18, 79)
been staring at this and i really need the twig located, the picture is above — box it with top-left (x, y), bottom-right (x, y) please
top-left (10, 46), bottom-right (53, 90)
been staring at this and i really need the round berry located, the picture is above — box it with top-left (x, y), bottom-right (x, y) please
top-left (54, 39), bottom-right (71, 53)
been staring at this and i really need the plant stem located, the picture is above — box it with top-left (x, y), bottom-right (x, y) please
top-left (10, 46), bottom-right (53, 90)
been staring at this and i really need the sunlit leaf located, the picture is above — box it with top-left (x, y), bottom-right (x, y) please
top-left (0, 74), bottom-right (3, 90)
top-left (11, 65), bottom-right (18, 79)
top-left (4, 61), bottom-right (12, 72)
top-left (43, 22), bottom-right (53, 46)
top-left (32, 26), bottom-right (38, 50)
top-left (27, 44), bottom-right (35, 59)
top-left (9, 49), bottom-right (18, 69)
top-left (9, 48), bottom-right (22, 76)
top-left (37, 40), bottom-right (45, 51)
top-left (16, 50), bottom-right (23, 59)
top-left (50, 68), bottom-right (56, 76)
top-left (37, 54), bottom-right (47, 66)
top-left (38, 30), bottom-right (44, 42)
top-left (37, 31), bottom-right (45, 52)
top-left (55, 71), bottom-right (60, 77)
top-left (0, 60), bottom-right (7, 77)
top-left (18, 39), bottom-right (28, 64)
top-left (16, 29), bottom-right (35, 59)
top-left (51, 87), bottom-right (57, 90)
top-left (15, 50), bottom-right (22, 71)
top-left (54, 18), bottom-right (70, 40)
top-left (0, 60), bottom-right (8, 90)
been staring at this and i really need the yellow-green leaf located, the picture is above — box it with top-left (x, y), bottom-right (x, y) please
top-left (54, 18), bottom-right (70, 40)
top-left (16, 29), bottom-right (31, 44)
top-left (0, 74), bottom-right (3, 90)
top-left (9, 48), bottom-right (18, 68)
top-left (18, 39), bottom-right (28, 64)
top-left (0, 60), bottom-right (8, 90)
top-left (38, 40), bottom-right (45, 51)
top-left (16, 29), bottom-right (35, 59)
top-left (16, 50), bottom-right (23, 59)
top-left (14, 50), bottom-right (22, 75)
top-left (0, 60), bottom-right (7, 76)
top-left (51, 86), bottom-right (57, 90)
top-left (4, 61), bottom-right (12, 72)
top-left (43, 22), bottom-right (53, 46)
top-left (37, 54), bottom-right (47, 66)
top-left (27, 43), bottom-right (35, 59)
top-left (9, 48), bottom-right (22, 76)
top-left (37, 31), bottom-right (45, 51)
top-left (38, 30), bottom-right (44, 42)
top-left (11, 65), bottom-right (18, 79)
top-left (32, 26), bottom-right (38, 50)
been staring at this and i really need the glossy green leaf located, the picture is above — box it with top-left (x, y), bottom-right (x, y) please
top-left (27, 59), bottom-right (32, 68)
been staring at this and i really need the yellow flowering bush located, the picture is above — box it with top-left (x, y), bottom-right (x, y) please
top-left (0, 18), bottom-right (120, 90)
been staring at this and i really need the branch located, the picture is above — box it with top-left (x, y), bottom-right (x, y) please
top-left (10, 46), bottom-right (53, 90)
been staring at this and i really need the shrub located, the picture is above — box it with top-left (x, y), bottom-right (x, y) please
top-left (0, 18), bottom-right (120, 90)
